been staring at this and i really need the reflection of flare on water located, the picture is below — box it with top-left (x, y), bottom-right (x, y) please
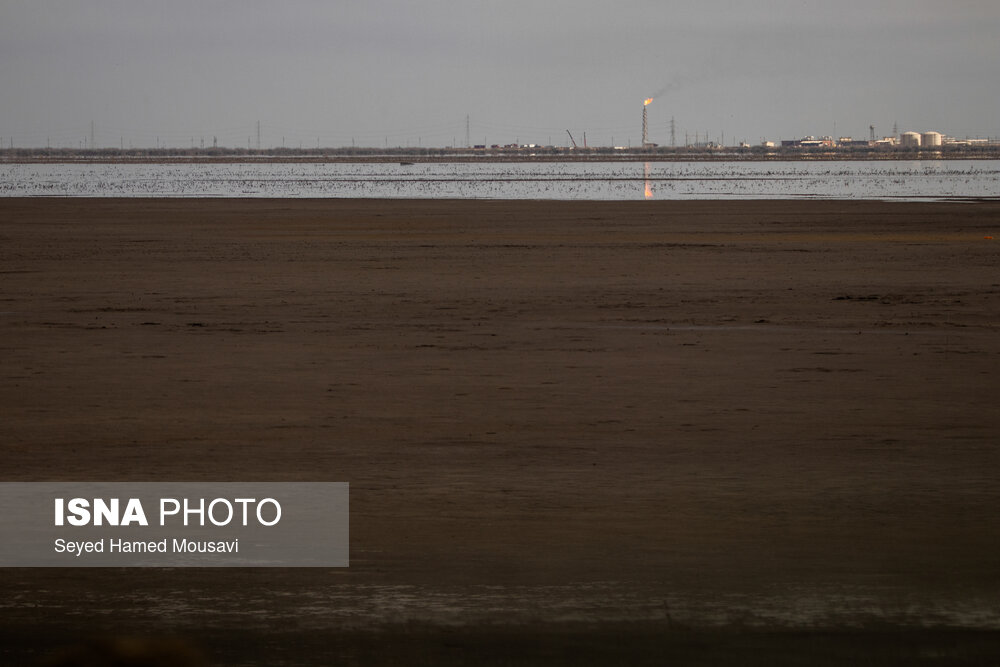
top-left (644, 162), bottom-right (653, 199)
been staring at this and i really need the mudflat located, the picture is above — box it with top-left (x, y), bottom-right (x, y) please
top-left (2, 198), bottom-right (999, 665)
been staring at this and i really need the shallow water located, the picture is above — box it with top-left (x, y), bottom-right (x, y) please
top-left (1, 160), bottom-right (999, 200)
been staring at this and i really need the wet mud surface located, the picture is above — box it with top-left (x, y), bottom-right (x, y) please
top-left (2, 198), bottom-right (999, 664)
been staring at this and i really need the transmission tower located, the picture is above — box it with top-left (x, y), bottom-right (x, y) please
top-left (670, 117), bottom-right (676, 147)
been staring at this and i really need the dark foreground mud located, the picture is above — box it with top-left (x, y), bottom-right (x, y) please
top-left (2, 198), bottom-right (999, 665)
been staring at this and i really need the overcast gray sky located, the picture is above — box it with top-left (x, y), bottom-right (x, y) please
top-left (1, 0), bottom-right (997, 148)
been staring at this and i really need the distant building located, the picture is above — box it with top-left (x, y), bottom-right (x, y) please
top-left (839, 138), bottom-right (872, 148)
top-left (801, 136), bottom-right (834, 148)
top-left (921, 131), bottom-right (943, 147)
top-left (944, 137), bottom-right (989, 146)
top-left (782, 136), bottom-right (834, 148)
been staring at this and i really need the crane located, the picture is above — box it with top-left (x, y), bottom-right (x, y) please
top-left (566, 130), bottom-right (578, 149)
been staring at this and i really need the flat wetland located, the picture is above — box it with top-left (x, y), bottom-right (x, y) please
top-left (3, 159), bottom-right (999, 199)
top-left (2, 198), bottom-right (1000, 665)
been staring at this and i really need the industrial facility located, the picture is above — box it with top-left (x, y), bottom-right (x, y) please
top-left (2, 105), bottom-right (996, 157)
top-left (780, 129), bottom-right (956, 150)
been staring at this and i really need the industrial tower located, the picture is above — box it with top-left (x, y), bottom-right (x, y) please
top-left (642, 98), bottom-right (653, 147)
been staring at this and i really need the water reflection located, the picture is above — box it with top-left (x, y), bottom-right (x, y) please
top-left (1, 160), bottom-right (999, 200)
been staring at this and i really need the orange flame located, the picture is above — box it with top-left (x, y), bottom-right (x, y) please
top-left (644, 98), bottom-right (653, 106)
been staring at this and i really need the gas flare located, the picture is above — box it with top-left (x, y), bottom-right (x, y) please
top-left (644, 98), bottom-right (654, 106)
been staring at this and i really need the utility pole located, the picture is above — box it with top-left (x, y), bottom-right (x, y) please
top-left (90, 121), bottom-right (95, 149)
top-left (466, 114), bottom-right (471, 148)
top-left (256, 121), bottom-right (261, 150)
top-left (670, 117), bottom-right (676, 147)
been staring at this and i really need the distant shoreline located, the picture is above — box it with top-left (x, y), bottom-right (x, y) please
top-left (2, 146), bottom-right (1000, 164)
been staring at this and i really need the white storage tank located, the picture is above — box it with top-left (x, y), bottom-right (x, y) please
top-left (921, 131), bottom-right (943, 147)
top-left (900, 131), bottom-right (922, 148)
